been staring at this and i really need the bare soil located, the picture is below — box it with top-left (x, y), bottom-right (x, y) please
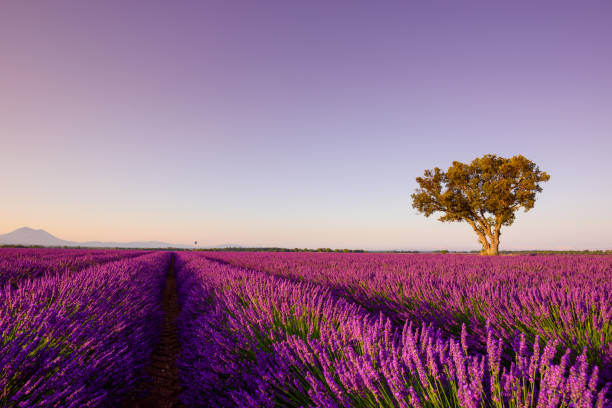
top-left (124, 254), bottom-right (183, 408)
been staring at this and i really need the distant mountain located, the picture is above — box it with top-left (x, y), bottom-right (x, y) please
top-left (0, 227), bottom-right (73, 247)
top-left (0, 227), bottom-right (192, 249)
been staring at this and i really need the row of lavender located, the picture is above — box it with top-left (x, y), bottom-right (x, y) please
top-left (204, 253), bottom-right (612, 380)
top-left (175, 253), bottom-right (610, 407)
top-left (0, 250), bottom-right (170, 407)
top-left (0, 248), bottom-right (147, 286)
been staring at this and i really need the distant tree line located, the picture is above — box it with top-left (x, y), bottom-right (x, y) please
top-left (196, 247), bottom-right (366, 253)
top-left (498, 249), bottom-right (612, 255)
top-left (2, 244), bottom-right (610, 255)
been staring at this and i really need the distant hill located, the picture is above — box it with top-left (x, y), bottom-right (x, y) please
top-left (0, 227), bottom-right (191, 249)
top-left (0, 227), bottom-right (72, 247)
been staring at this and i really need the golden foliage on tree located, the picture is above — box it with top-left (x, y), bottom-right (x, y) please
top-left (411, 154), bottom-right (550, 255)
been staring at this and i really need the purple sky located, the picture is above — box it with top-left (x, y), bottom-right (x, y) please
top-left (1, 1), bottom-right (611, 250)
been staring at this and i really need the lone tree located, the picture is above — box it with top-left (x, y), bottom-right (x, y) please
top-left (411, 154), bottom-right (550, 255)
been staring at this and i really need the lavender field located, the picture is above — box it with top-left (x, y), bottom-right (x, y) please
top-left (1, 249), bottom-right (610, 407)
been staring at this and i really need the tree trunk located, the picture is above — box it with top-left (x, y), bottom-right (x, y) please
top-left (479, 234), bottom-right (500, 256)
top-left (484, 240), bottom-right (499, 256)
top-left (468, 219), bottom-right (501, 256)
top-left (477, 233), bottom-right (489, 255)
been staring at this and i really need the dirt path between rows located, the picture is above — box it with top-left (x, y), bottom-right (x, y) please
top-left (124, 253), bottom-right (183, 408)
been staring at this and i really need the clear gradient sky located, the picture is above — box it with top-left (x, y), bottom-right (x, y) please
top-left (1, 1), bottom-right (611, 250)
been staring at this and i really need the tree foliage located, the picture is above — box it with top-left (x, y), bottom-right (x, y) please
top-left (411, 154), bottom-right (550, 255)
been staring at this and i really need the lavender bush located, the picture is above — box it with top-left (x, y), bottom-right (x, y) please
top-left (0, 248), bottom-right (146, 286)
top-left (205, 252), bottom-right (612, 379)
top-left (176, 253), bottom-right (610, 407)
top-left (0, 251), bottom-right (170, 407)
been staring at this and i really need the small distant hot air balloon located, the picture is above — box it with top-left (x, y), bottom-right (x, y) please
top-left (194, 241), bottom-right (198, 247)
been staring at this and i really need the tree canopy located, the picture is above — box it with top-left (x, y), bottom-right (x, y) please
top-left (411, 154), bottom-right (550, 255)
